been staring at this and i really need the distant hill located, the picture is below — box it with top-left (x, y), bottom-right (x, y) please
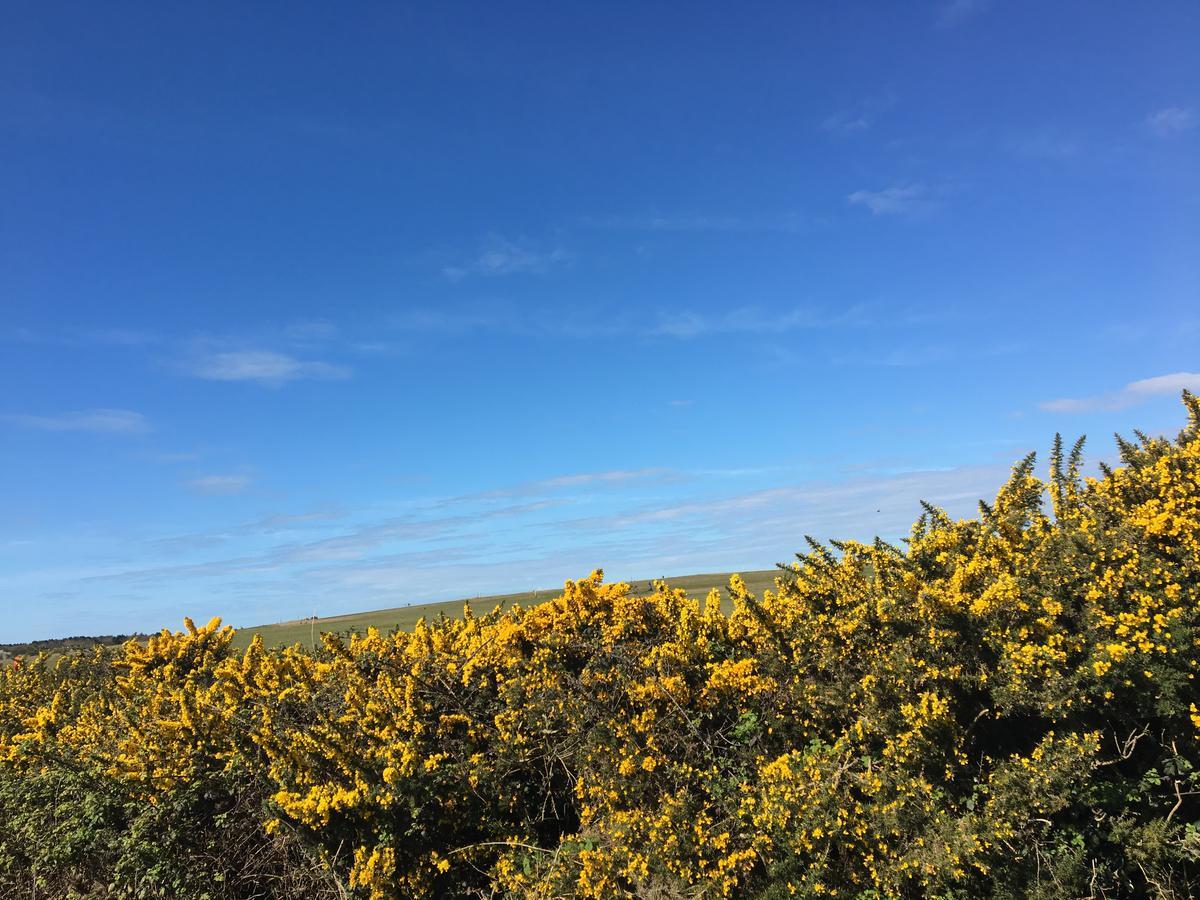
top-left (230, 569), bottom-right (781, 650)
top-left (0, 633), bottom-right (147, 663)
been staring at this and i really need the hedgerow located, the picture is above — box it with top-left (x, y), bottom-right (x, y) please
top-left (3, 393), bottom-right (1199, 898)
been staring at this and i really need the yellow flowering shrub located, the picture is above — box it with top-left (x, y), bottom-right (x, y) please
top-left (2, 392), bottom-right (1200, 898)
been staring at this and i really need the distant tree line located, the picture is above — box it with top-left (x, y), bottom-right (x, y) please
top-left (0, 633), bottom-right (147, 661)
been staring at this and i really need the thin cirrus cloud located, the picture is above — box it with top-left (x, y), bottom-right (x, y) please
top-left (446, 468), bottom-right (672, 505)
top-left (443, 235), bottom-right (571, 281)
top-left (390, 303), bottom-right (872, 341)
top-left (847, 184), bottom-right (930, 217)
top-left (1, 408), bottom-right (150, 434)
top-left (185, 350), bottom-right (351, 387)
top-left (1146, 107), bottom-right (1195, 138)
top-left (649, 305), bottom-right (870, 339)
top-left (73, 462), bottom-right (1008, 623)
top-left (820, 110), bottom-right (870, 136)
top-left (1040, 372), bottom-right (1200, 413)
top-left (185, 474), bottom-right (253, 496)
top-left (820, 94), bottom-right (894, 137)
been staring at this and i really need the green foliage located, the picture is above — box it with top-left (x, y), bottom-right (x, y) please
top-left (0, 767), bottom-right (340, 899)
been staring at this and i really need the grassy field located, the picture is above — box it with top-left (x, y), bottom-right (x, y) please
top-left (230, 569), bottom-right (782, 651)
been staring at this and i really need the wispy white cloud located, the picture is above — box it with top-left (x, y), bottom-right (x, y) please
top-left (185, 474), bottom-right (252, 496)
top-left (11, 324), bottom-right (359, 390)
top-left (449, 468), bottom-right (672, 504)
top-left (847, 184), bottom-right (931, 217)
top-left (67, 460), bottom-right (1009, 630)
top-left (536, 469), bottom-right (664, 489)
top-left (1146, 107), bottom-right (1195, 138)
top-left (820, 94), bottom-right (895, 137)
top-left (558, 464), bottom-right (1005, 539)
top-left (443, 235), bottom-right (571, 281)
top-left (144, 508), bottom-right (348, 555)
top-left (937, 0), bottom-right (991, 28)
top-left (1040, 372), bottom-right (1200, 413)
top-left (649, 305), bottom-right (870, 338)
top-left (1, 408), bottom-right (150, 434)
top-left (185, 350), bottom-right (351, 386)
top-left (390, 303), bottom-right (872, 341)
top-left (88, 499), bottom-right (562, 585)
top-left (821, 111), bottom-right (870, 135)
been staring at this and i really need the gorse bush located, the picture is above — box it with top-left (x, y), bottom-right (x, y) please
top-left (3, 394), bottom-right (1200, 899)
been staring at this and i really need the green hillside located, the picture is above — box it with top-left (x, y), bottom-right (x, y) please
top-left (229, 569), bottom-right (781, 651)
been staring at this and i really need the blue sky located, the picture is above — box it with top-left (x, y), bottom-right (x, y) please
top-left (2, 1), bottom-right (1198, 641)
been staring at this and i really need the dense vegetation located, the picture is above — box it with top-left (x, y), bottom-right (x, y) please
top-left (2, 395), bottom-right (1199, 899)
top-left (0, 633), bottom-right (146, 665)
top-left (225, 571), bottom-right (780, 652)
